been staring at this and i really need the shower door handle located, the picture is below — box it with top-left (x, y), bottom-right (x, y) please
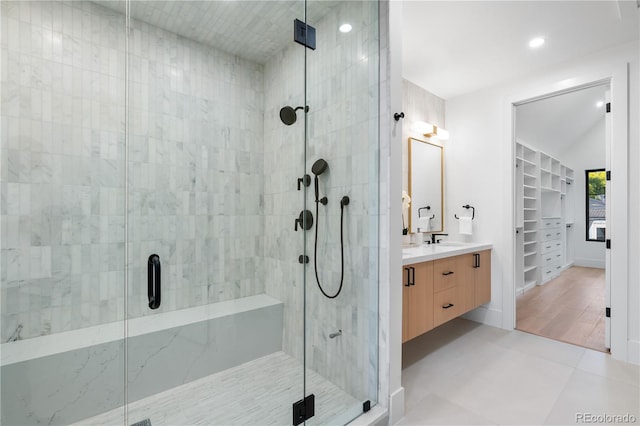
top-left (148, 254), bottom-right (161, 309)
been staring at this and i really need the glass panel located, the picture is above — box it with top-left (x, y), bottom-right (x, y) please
top-left (304, 1), bottom-right (379, 424)
top-left (1, 1), bottom-right (127, 424)
top-left (586, 169), bottom-right (606, 242)
top-left (121, 1), bottom-right (307, 425)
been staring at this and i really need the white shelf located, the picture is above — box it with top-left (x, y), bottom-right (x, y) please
top-left (524, 241), bottom-right (536, 246)
top-left (524, 230), bottom-right (537, 234)
top-left (524, 219), bottom-right (536, 223)
top-left (524, 251), bottom-right (537, 257)
top-left (541, 186), bottom-right (560, 193)
top-left (523, 184), bottom-right (536, 189)
top-left (524, 265), bottom-right (537, 273)
top-left (524, 196), bottom-right (536, 200)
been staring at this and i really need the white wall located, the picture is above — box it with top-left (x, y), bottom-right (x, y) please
top-left (445, 40), bottom-right (639, 363)
top-left (561, 119), bottom-right (606, 268)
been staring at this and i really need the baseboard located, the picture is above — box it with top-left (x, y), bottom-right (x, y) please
top-left (628, 340), bottom-right (640, 365)
top-left (574, 258), bottom-right (606, 269)
top-left (463, 306), bottom-right (502, 329)
top-left (388, 386), bottom-right (405, 425)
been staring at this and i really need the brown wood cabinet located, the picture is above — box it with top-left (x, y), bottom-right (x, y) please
top-left (402, 262), bottom-right (433, 343)
top-left (402, 249), bottom-right (492, 342)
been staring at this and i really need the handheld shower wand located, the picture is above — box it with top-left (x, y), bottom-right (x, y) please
top-left (312, 158), bottom-right (328, 205)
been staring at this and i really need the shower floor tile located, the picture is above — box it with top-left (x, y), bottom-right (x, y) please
top-left (75, 351), bottom-right (361, 426)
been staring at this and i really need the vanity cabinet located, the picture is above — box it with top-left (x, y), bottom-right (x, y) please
top-left (402, 262), bottom-right (434, 342)
top-left (402, 249), bottom-right (492, 342)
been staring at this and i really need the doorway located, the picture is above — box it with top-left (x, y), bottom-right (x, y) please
top-left (513, 83), bottom-right (610, 353)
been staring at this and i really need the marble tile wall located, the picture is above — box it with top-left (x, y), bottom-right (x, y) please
top-left (0, 0), bottom-right (128, 341)
top-left (264, 1), bottom-right (379, 401)
top-left (0, 1), bottom-right (266, 340)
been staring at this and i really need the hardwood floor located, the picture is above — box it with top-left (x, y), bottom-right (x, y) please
top-left (516, 266), bottom-right (608, 353)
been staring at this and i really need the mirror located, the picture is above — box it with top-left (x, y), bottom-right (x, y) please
top-left (408, 137), bottom-right (444, 234)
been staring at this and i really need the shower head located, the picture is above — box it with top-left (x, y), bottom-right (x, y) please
top-left (312, 158), bottom-right (328, 175)
top-left (312, 158), bottom-right (328, 204)
top-left (279, 105), bottom-right (309, 125)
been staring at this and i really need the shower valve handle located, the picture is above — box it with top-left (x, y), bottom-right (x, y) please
top-left (295, 210), bottom-right (314, 231)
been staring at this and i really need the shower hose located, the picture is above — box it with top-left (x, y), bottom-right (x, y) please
top-left (313, 198), bottom-right (346, 299)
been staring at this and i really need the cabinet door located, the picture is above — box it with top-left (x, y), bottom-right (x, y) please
top-left (402, 262), bottom-right (434, 342)
top-left (456, 253), bottom-right (476, 312)
top-left (475, 250), bottom-right (491, 306)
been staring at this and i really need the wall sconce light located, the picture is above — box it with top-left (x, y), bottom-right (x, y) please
top-left (412, 121), bottom-right (449, 140)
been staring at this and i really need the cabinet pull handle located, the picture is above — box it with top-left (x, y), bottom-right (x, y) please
top-left (546, 257), bottom-right (552, 261)
top-left (410, 266), bottom-right (416, 286)
top-left (442, 271), bottom-right (454, 276)
top-left (148, 254), bottom-right (161, 310)
top-left (404, 267), bottom-right (411, 287)
top-left (473, 253), bottom-right (480, 268)
top-left (546, 234), bottom-right (551, 237)
top-left (442, 303), bottom-right (454, 309)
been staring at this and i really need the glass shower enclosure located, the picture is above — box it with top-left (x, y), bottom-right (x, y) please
top-left (0, 1), bottom-right (379, 425)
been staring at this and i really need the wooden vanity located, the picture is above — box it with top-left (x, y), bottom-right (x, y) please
top-left (402, 243), bottom-right (492, 343)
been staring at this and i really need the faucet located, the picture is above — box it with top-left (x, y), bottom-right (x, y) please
top-left (429, 233), bottom-right (448, 244)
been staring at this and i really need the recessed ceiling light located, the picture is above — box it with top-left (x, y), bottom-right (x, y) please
top-left (529, 37), bottom-right (545, 48)
top-left (339, 23), bottom-right (352, 33)
top-left (596, 100), bottom-right (604, 108)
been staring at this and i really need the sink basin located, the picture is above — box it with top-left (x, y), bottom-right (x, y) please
top-left (435, 241), bottom-right (468, 247)
top-left (402, 243), bottom-right (421, 249)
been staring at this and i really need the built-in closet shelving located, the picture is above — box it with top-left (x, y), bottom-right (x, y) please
top-left (515, 141), bottom-right (575, 295)
top-left (515, 142), bottom-right (540, 293)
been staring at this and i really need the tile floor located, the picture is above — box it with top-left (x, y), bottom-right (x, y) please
top-left (400, 318), bottom-right (639, 425)
top-left (76, 351), bottom-right (362, 426)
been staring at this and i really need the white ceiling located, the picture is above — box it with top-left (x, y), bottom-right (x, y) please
top-left (403, 1), bottom-right (639, 100)
top-left (94, 1), bottom-right (340, 64)
top-left (515, 84), bottom-right (607, 158)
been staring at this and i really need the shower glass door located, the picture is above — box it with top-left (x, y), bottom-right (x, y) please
top-left (303, 1), bottom-right (380, 424)
top-left (1, 1), bottom-right (128, 425)
top-left (123, 1), bottom-right (308, 425)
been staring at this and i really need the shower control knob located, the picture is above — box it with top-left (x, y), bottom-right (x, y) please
top-left (320, 196), bottom-right (328, 205)
top-left (294, 210), bottom-right (314, 231)
top-left (297, 174), bottom-right (311, 190)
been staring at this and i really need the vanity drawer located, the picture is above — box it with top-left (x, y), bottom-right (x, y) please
top-left (433, 258), bottom-right (459, 292)
top-left (541, 218), bottom-right (563, 229)
top-left (433, 286), bottom-right (462, 327)
top-left (541, 248), bottom-right (563, 266)
top-left (541, 228), bottom-right (562, 242)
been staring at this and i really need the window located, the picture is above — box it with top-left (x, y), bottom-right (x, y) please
top-left (585, 169), bottom-right (606, 242)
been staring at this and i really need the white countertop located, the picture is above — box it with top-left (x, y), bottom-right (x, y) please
top-left (402, 241), bottom-right (493, 265)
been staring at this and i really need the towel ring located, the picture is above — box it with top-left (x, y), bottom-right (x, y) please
top-left (454, 204), bottom-right (475, 220)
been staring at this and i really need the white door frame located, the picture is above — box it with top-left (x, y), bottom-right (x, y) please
top-left (505, 64), bottom-right (629, 361)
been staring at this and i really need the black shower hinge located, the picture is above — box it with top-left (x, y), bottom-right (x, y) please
top-left (294, 19), bottom-right (316, 50)
top-left (363, 400), bottom-right (371, 413)
top-left (292, 394), bottom-right (315, 426)
top-left (606, 307), bottom-right (611, 318)
top-left (606, 239), bottom-right (611, 249)
top-left (606, 171), bottom-right (611, 181)
top-left (298, 255), bottom-right (309, 264)
top-left (606, 102), bottom-right (611, 113)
